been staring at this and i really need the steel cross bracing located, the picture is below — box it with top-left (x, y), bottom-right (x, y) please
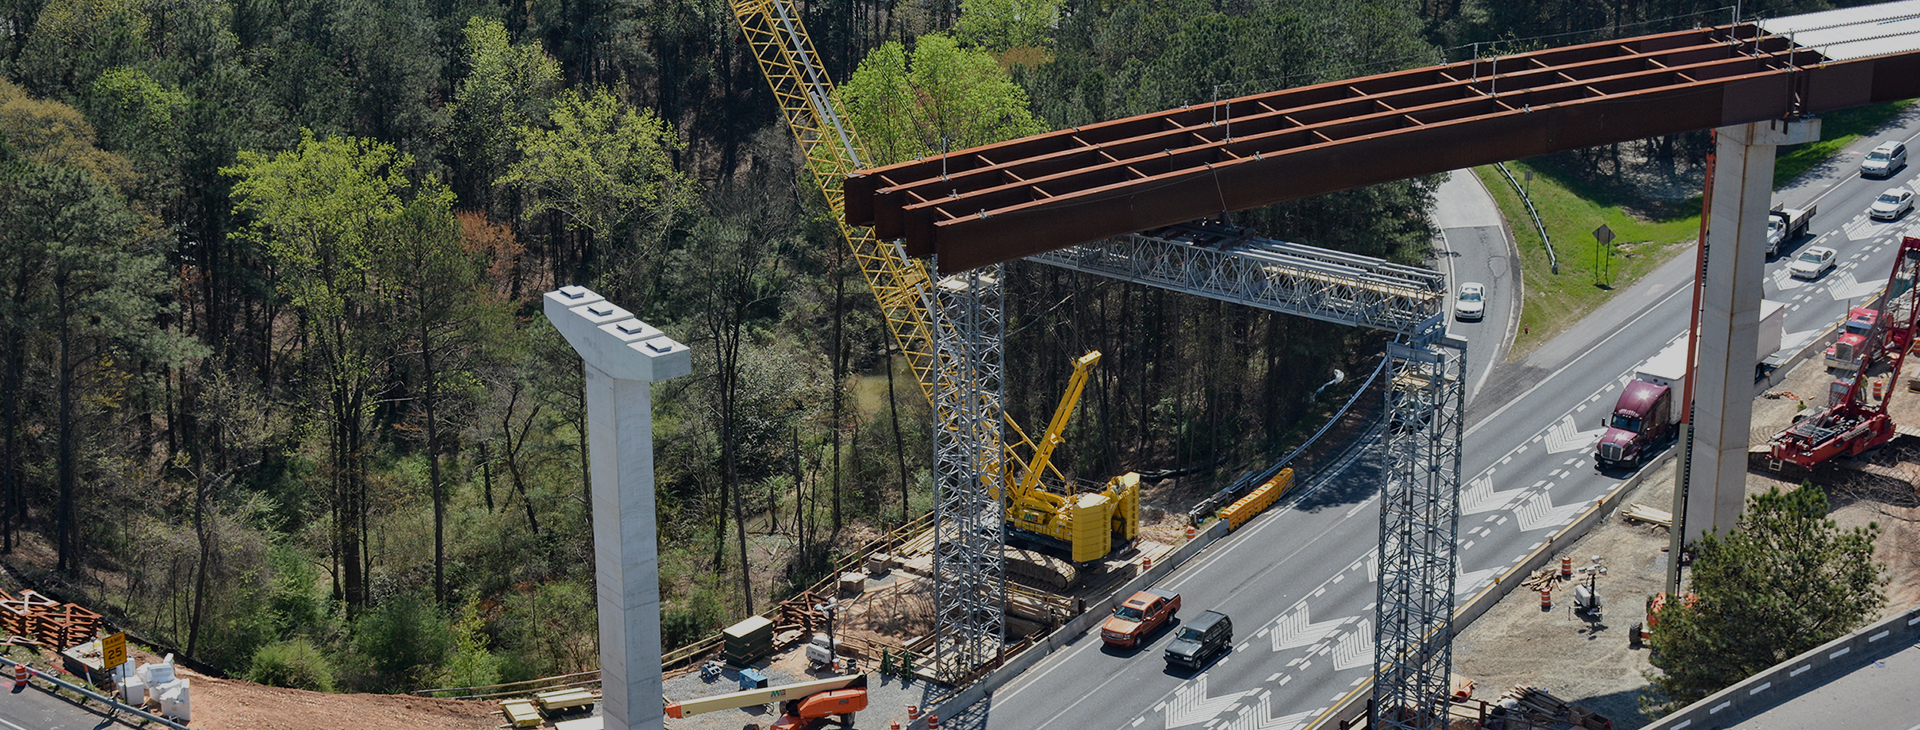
top-left (1373, 336), bottom-right (1467, 730)
top-left (927, 266), bottom-right (1009, 681)
top-left (1029, 222), bottom-right (1447, 335)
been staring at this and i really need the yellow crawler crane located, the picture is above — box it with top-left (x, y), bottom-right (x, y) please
top-left (728, 0), bottom-right (1139, 576)
top-left (998, 352), bottom-right (1140, 563)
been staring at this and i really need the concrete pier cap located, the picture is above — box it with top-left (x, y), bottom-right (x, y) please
top-left (542, 285), bottom-right (690, 730)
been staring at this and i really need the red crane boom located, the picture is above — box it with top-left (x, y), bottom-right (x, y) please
top-left (1771, 237), bottom-right (1920, 467)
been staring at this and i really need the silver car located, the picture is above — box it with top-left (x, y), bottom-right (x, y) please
top-left (1790, 246), bottom-right (1837, 280)
top-left (1862, 141), bottom-right (1907, 178)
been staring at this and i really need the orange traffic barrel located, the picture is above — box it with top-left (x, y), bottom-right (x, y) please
top-left (1141, 555), bottom-right (1153, 573)
top-left (1540, 587), bottom-right (1552, 610)
top-left (12, 663), bottom-right (25, 684)
top-left (927, 713), bottom-right (941, 729)
top-left (1874, 379), bottom-right (1886, 399)
top-left (1185, 525), bottom-right (1196, 541)
top-left (892, 721), bottom-right (902, 730)
top-left (1560, 555), bottom-right (1572, 578)
top-left (907, 705), bottom-right (920, 720)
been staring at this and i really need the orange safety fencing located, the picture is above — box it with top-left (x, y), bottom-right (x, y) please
top-left (1219, 468), bottom-right (1295, 530)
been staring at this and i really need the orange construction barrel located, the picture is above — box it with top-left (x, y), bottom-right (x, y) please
top-left (1560, 555), bottom-right (1572, 578)
top-left (1540, 587), bottom-right (1552, 610)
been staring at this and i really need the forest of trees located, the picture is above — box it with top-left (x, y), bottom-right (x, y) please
top-left (0, 0), bottom-right (1877, 694)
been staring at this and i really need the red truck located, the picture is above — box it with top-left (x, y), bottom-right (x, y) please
top-left (1824, 307), bottom-right (1880, 372)
top-left (1101, 588), bottom-right (1180, 647)
top-left (1595, 339), bottom-right (1686, 470)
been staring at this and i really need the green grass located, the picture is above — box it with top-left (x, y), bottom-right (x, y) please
top-left (1774, 101), bottom-right (1914, 186)
top-left (1478, 100), bottom-right (1916, 360)
top-left (1475, 163), bottom-right (1698, 358)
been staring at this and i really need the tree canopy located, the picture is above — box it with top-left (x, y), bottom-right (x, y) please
top-left (1645, 484), bottom-right (1888, 710)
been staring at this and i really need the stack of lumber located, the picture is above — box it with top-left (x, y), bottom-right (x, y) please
top-left (498, 698), bottom-right (542, 728)
top-left (532, 686), bottom-right (599, 714)
top-left (0, 590), bottom-right (102, 650)
top-left (1519, 566), bottom-right (1558, 592)
top-left (1622, 503), bottom-right (1673, 528)
top-left (721, 615), bottom-right (774, 666)
top-left (1497, 686), bottom-right (1612, 730)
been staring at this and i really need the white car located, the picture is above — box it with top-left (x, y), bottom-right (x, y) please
top-left (1454, 282), bottom-right (1486, 321)
top-left (1871, 187), bottom-right (1915, 221)
top-left (1790, 246), bottom-right (1838, 279)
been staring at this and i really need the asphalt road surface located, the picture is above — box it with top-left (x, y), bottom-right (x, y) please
top-left (0, 675), bottom-right (141, 730)
top-left (964, 108), bottom-right (1920, 730)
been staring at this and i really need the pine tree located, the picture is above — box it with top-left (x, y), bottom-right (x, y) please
top-left (1645, 483), bottom-right (1887, 711)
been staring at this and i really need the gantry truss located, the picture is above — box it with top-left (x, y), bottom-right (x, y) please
top-left (1030, 222), bottom-right (1447, 335)
top-left (1374, 336), bottom-right (1466, 730)
top-left (926, 266), bottom-right (1009, 680)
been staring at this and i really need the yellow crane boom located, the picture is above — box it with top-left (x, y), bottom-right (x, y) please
top-left (728, 0), bottom-right (1136, 568)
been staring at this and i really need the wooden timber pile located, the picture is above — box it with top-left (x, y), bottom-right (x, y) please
top-left (1519, 566), bottom-right (1559, 593)
top-left (1621, 503), bottom-right (1673, 528)
top-left (1493, 685), bottom-right (1613, 730)
top-left (0, 589), bottom-right (103, 650)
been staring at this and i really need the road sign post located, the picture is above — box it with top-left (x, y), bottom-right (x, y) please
top-left (1593, 224), bottom-right (1616, 287)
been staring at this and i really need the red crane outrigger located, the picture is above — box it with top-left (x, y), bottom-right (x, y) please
top-left (1771, 237), bottom-right (1920, 467)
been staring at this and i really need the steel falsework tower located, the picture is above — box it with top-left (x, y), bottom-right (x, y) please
top-left (1372, 331), bottom-right (1466, 730)
top-left (927, 264), bottom-right (1009, 681)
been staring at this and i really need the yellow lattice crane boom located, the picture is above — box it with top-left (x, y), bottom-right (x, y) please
top-left (728, 0), bottom-right (1137, 570)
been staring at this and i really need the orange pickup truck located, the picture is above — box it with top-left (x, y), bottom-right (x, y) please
top-left (1101, 588), bottom-right (1180, 647)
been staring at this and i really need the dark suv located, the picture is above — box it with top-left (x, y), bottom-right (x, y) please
top-left (1164, 610), bottom-right (1232, 668)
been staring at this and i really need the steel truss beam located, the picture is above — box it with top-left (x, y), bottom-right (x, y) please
top-left (848, 21), bottom-right (1920, 273)
top-left (1029, 222), bottom-right (1447, 335)
top-left (927, 265), bottom-right (1009, 682)
top-left (1373, 336), bottom-right (1467, 730)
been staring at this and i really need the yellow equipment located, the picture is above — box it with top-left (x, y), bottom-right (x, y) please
top-left (997, 352), bottom-right (1140, 562)
top-left (728, 0), bottom-right (1139, 572)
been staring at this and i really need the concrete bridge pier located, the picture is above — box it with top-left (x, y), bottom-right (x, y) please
top-left (544, 286), bottom-right (692, 730)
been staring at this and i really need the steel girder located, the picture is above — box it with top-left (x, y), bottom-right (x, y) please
top-left (847, 21), bottom-right (1920, 274)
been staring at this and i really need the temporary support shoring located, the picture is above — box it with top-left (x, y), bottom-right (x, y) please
top-left (1028, 222), bottom-right (1447, 334)
top-left (927, 266), bottom-right (1009, 680)
top-left (1374, 334), bottom-right (1466, 730)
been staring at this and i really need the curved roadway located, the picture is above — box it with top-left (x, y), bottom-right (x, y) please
top-left (963, 106), bottom-right (1920, 730)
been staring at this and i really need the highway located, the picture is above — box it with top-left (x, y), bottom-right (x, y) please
top-left (0, 674), bottom-right (142, 730)
top-left (966, 108), bottom-right (1920, 730)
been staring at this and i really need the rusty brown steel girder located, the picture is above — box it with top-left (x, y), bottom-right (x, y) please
top-left (845, 23), bottom-right (1920, 274)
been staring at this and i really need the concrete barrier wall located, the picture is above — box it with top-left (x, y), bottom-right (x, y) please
top-left (1309, 451), bottom-right (1673, 730)
top-left (1638, 603), bottom-right (1920, 730)
top-left (920, 517), bottom-right (1234, 726)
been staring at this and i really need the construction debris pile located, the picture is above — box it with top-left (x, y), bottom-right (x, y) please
top-left (1485, 686), bottom-right (1614, 730)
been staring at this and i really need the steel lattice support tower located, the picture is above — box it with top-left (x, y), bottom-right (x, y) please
top-left (1372, 334), bottom-right (1466, 730)
top-left (927, 264), bottom-right (1009, 682)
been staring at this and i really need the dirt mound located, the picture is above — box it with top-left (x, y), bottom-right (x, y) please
top-left (143, 649), bottom-right (498, 730)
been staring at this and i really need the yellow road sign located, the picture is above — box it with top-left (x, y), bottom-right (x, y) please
top-left (102, 632), bottom-right (126, 669)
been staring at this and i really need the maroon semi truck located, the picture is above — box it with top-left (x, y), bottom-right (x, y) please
top-left (1595, 339), bottom-right (1687, 470)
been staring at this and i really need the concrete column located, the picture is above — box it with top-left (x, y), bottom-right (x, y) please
top-left (1687, 119), bottom-right (1818, 543)
top-left (543, 286), bottom-right (691, 730)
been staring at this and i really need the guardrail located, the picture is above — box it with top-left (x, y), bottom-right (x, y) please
top-left (1641, 603), bottom-right (1920, 730)
top-left (1495, 162), bottom-right (1558, 274)
top-left (1190, 356), bottom-right (1389, 525)
top-left (0, 656), bottom-right (195, 730)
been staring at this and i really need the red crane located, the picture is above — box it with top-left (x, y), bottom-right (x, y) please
top-left (1771, 236), bottom-right (1920, 467)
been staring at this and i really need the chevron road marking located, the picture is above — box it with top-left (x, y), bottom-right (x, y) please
top-left (1543, 414), bottom-right (1605, 454)
top-left (1269, 606), bottom-right (1354, 652)
top-left (1220, 692), bottom-right (1319, 730)
top-left (1330, 619), bottom-right (1375, 671)
top-left (1165, 674), bottom-right (1250, 728)
top-left (1828, 270), bottom-right (1885, 301)
top-left (1459, 474), bottom-right (1536, 515)
top-left (1512, 491), bottom-right (1592, 532)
